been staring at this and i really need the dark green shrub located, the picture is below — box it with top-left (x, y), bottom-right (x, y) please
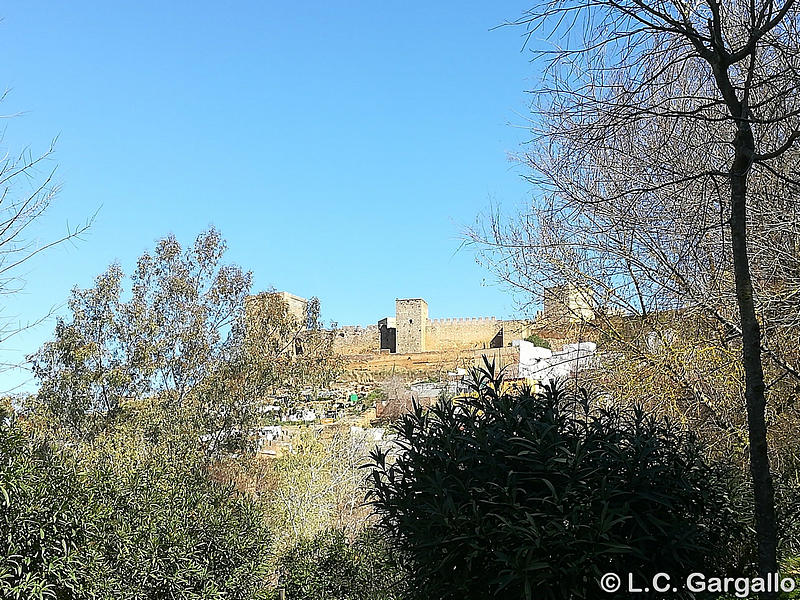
top-left (85, 443), bottom-right (272, 599)
top-left (276, 527), bottom-right (408, 600)
top-left (0, 420), bottom-right (271, 599)
top-left (0, 424), bottom-right (95, 598)
top-left (368, 360), bottom-right (743, 600)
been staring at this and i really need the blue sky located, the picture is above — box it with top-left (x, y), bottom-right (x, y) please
top-left (0, 1), bottom-right (540, 392)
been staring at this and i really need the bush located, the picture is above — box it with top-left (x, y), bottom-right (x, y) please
top-left (524, 333), bottom-right (551, 349)
top-left (275, 527), bottom-right (408, 600)
top-left (368, 360), bottom-right (743, 600)
top-left (85, 440), bottom-right (272, 598)
top-left (0, 418), bottom-right (271, 599)
top-left (0, 424), bottom-right (95, 598)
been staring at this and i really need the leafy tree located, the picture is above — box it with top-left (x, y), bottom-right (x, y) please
top-left (0, 412), bottom-right (272, 600)
top-left (126, 228), bottom-right (251, 404)
top-left (80, 411), bottom-right (272, 599)
top-left (242, 291), bottom-right (343, 398)
top-left (27, 265), bottom-right (130, 438)
top-left (253, 429), bottom-right (374, 554)
top-left (28, 228), bottom-right (252, 440)
top-left (29, 231), bottom-right (343, 455)
top-left (368, 361), bottom-right (743, 600)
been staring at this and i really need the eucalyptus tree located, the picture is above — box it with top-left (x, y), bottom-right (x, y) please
top-left (473, 0), bottom-right (800, 579)
top-left (241, 291), bottom-right (343, 398)
top-left (30, 229), bottom-right (343, 453)
top-left (29, 228), bottom-right (252, 438)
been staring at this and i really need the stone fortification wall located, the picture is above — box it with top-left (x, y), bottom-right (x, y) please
top-left (333, 324), bottom-right (379, 354)
top-left (327, 294), bottom-right (562, 356)
top-left (258, 291), bottom-right (572, 357)
top-left (333, 317), bottom-right (540, 355)
top-left (425, 317), bottom-right (503, 351)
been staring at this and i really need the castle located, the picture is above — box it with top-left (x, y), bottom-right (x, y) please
top-left (330, 286), bottom-right (596, 355)
top-left (253, 286), bottom-right (596, 356)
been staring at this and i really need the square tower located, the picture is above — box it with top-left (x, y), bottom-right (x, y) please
top-left (275, 291), bottom-right (308, 326)
top-left (542, 284), bottom-right (595, 324)
top-left (395, 298), bottom-right (428, 353)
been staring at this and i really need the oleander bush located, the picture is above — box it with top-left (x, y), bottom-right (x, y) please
top-left (0, 416), bottom-right (271, 599)
top-left (0, 423), bottom-right (93, 598)
top-left (368, 359), bottom-right (745, 600)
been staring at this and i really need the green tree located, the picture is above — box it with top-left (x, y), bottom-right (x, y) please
top-left (276, 528), bottom-right (408, 600)
top-left (29, 228), bottom-right (252, 440)
top-left (0, 414), bottom-right (272, 599)
top-left (29, 231), bottom-right (343, 454)
top-left (242, 291), bottom-right (343, 399)
top-left (254, 429), bottom-right (374, 554)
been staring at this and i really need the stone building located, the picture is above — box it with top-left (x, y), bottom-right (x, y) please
top-left (333, 297), bottom-right (536, 355)
top-left (257, 287), bottom-right (595, 357)
top-left (395, 298), bottom-right (428, 353)
top-left (274, 291), bottom-right (308, 325)
top-left (541, 284), bottom-right (595, 324)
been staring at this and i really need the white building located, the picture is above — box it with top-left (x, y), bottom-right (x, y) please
top-left (514, 339), bottom-right (597, 385)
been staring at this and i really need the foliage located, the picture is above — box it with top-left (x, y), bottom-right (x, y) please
top-left (29, 228), bottom-right (252, 441)
top-left (28, 230), bottom-right (343, 458)
top-left (0, 421), bottom-right (93, 599)
top-left (368, 360), bottom-right (744, 600)
top-left (81, 413), bottom-right (272, 599)
top-left (365, 388), bottom-right (387, 408)
top-left (524, 333), bottom-right (551, 349)
top-left (249, 428), bottom-right (374, 554)
top-left (0, 413), bottom-right (271, 600)
top-left (274, 527), bottom-right (409, 600)
top-left (588, 311), bottom-right (800, 563)
top-left (242, 291), bottom-right (344, 397)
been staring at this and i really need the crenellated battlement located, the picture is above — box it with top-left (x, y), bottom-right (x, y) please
top-left (427, 316), bottom-right (498, 324)
top-left (270, 291), bottom-right (584, 356)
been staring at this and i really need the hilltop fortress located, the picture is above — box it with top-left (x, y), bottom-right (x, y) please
top-left (329, 286), bottom-right (595, 355)
top-left (332, 299), bottom-right (526, 355)
top-left (254, 286), bottom-right (596, 356)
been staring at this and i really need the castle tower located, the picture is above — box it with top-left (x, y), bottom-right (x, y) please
top-left (395, 298), bottom-right (428, 353)
top-left (275, 291), bottom-right (308, 326)
top-left (542, 284), bottom-right (595, 324)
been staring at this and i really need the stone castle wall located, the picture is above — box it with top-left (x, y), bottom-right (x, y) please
top-left (425, 317), bottom-right (502, 351)
top-left (255, 292), bottom-right (554, 357)
top-left (333, 324), bottom-right (380, 354)
top-left (333, 316), bottom-right (540, 355)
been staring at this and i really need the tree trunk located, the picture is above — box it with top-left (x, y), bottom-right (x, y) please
top-left (730, 122), bottom-right (778, 583)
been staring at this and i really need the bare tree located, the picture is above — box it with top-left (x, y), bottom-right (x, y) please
top-left (473, 0), bottom-right (800, 581)
top-left (0, 92), bottom-right (91, 373)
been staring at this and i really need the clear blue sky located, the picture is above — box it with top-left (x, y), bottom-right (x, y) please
top-left (0, 1), bottom-right (540, 392)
